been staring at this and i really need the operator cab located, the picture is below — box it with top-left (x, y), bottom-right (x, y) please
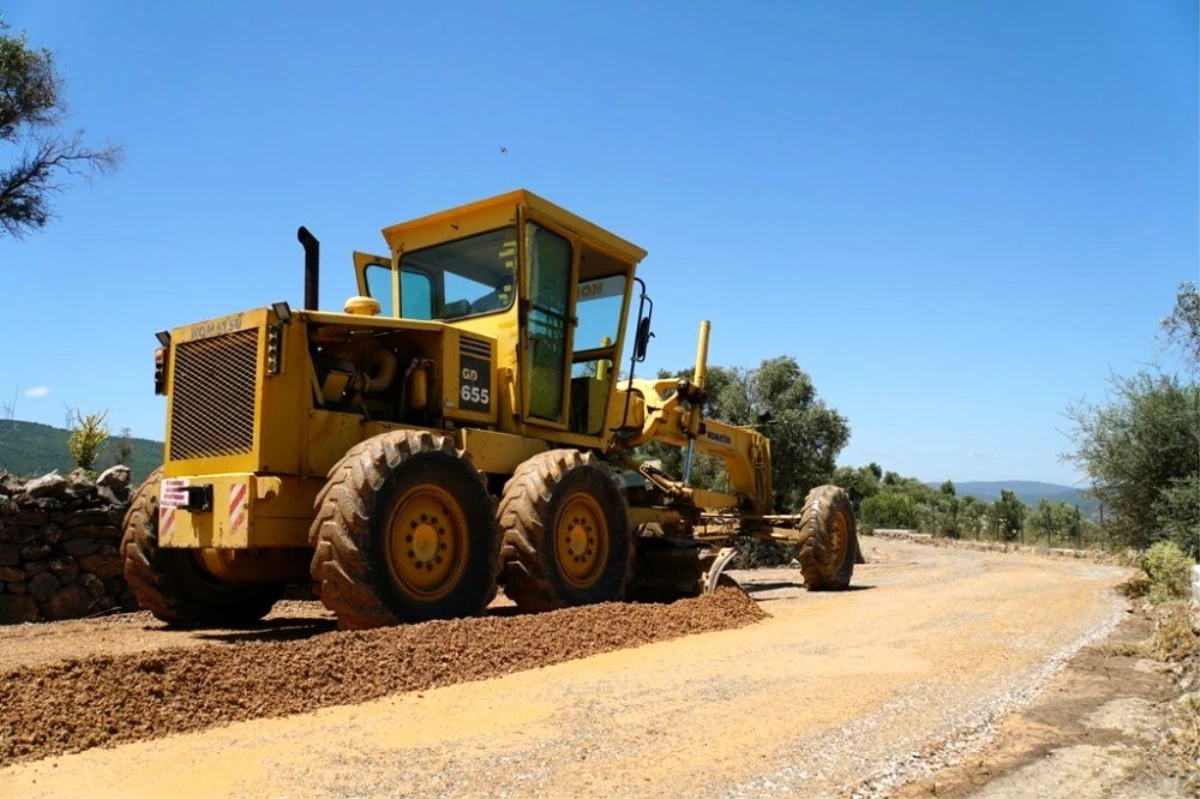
top-left (351, 190), bottom-right (651, 441)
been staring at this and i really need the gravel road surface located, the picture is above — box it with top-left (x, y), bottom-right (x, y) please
top-left (0, 538), bottom-right (1129, 798)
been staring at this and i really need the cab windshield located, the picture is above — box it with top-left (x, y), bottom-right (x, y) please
top-left (399, 227), bottom-right (517, 320)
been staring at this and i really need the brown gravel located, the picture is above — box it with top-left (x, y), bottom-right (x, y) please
top-left (0, 585), bottom-right (763, 765)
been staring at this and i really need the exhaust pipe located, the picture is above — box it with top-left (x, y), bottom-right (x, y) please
top-left (297, 226), bottom-right (320, 310)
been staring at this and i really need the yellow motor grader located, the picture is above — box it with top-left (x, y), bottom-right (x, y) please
top-left (123, 190), bottom-right (857, 629)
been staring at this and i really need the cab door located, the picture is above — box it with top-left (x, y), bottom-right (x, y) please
top-left (520, 218), bottom-right (576, 427)
top-left (353, 252), bottom-right (397, 317)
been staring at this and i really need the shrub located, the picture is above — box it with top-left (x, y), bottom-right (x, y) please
top-left (1142, 541), bottom-right (1195, 604)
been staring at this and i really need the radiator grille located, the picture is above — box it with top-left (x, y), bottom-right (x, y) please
top-left (169, 329), bottom-right (260, 460)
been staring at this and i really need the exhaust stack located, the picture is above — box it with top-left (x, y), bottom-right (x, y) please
top-left (297, 226), bottom-right (320, 310)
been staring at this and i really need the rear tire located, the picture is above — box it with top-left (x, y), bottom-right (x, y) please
top-left (498, 450), bottom-right (633, 612)
top-left (121, 468), bottom-right (282, 628)
top-left (309, 431), bottom-right (500, 630)
top-left (796, 484), bottom-right (857, 590)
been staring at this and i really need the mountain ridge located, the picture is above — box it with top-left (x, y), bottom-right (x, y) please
top-left (0, 420), bottom-right (162, 484)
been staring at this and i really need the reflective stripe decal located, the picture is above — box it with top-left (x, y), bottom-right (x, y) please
top-left (228, 482), bottom-right (248, 536)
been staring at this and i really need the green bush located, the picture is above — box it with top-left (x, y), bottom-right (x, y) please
top-left (1141, 541), bottom-right (1195, 604)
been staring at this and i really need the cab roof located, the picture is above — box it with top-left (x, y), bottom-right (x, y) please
top-left (380, 190), bottom-right (648, 265)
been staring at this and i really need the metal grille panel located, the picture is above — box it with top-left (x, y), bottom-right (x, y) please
top-left (169, 329), bottom-right (259, 460)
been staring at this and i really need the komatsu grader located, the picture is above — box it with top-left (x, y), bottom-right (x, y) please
top-left (122, 190), bottom-right (857, 629)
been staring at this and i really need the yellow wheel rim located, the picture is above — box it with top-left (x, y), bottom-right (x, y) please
top-left (385, 483), bottom-right (469, 601)
top-left (554, 494), bottom-right (608, 589)
top-left (831, 509), bottom-right (849, 563)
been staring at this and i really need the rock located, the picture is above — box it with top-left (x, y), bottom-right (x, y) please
top-left (42, 584), bottom-right (93, 621)
top-left (18, 508), bottom-right (47, 527)
top-left (0, 473), bottom-right (20, 496)
top-left (79, 572), bottom-right (106, 599)
top-left (6, 580), bottom-right (26, 594)
top-left (28, 570), bottom-right (62, 602)
top-left (0, 544), bottom-right (18, 566)
top-left (42, 523), bottom-right (63, 544)
top-left (79, 553), bottom-right (124, 580)
top-left (0, 495), bottom-right (16, 515)
top-left (23, 559), bottom-right (50, 576)
top-left (60, 537), bottom-right (100, 557)
top-left (97, 486), bottom-right (122, 505)
top-left (0, 566), bottom-right (23, 581)
top-left (48, 559), bottom-right (80, 584)
top-left (20, 543), bottom-right (52, 561)
top-left (64, 510), bottom-right (116, 529)
top-left (24, 472), bottom-right (68, 499)
top-left (97, 465), bottom-right (132, 492)
top-left (2, 527), bottom-right (39, 545)
top-left (0, 594), bottom-right (38, 623)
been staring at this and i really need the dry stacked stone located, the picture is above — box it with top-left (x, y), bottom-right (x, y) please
top-left (0, 466), bottom-right (138, 624)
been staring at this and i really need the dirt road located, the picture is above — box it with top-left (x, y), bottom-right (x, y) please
top-left (0, 538), bottom-right (1131, 798)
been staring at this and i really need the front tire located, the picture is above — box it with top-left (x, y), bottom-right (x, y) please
top-left (121, 468), bottom-right (282, 627)
top-left (309, 431), bottom-right (500, 630)
top-left (796, 484), bottom-right (857, 590)
top-left (498, 450), bottom-right (633, 611)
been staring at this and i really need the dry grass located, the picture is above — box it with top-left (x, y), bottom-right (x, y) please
top-left (1146, 601), bottom-right (1200, 790)
top-left (1148, 601), bottom-right (1198, 663)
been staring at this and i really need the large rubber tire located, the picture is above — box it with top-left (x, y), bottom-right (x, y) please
top-left (121, 468), bottom-right (283, 627)
top-left (796, 484), bottom-right (857, 590)
top-left (627, 533), bottom-right (706, 602)
top-left (498, 450), bottom-right (633, 612)
top-left (309, 430), bottom-right (500, 630)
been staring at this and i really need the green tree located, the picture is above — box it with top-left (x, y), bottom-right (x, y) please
top-left (1, 16), bottom-right (121, 238)
top-left (1064, 372), bottom-right (1199, 555)
top-left (644, 356), bottom-right (850, 510)
top-left (65, 408), bottom-right (109, 472)
top-left (833, 464), bottom-right (881, 513)
top-left (991, 489), bottom-right (1026, 542)
top-left (939, 479), bottom-right (956, 496)
top-left (1160, 280), bottom-right (1199, 375)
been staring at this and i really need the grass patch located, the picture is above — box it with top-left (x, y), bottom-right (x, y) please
top-left (1149, 602), bottom-right (1198, 663)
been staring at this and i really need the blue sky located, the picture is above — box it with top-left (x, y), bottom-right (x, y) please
top-left (1, 1), bottom-right (1196, 486)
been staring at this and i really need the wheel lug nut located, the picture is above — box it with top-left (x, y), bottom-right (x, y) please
top-left (407, 550), bottom-right (415, 558)
top-left (406, 534), bottom-right (413, 542)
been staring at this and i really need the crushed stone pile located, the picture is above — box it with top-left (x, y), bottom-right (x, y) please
top-left (0, 586), bottom-right (763, 765)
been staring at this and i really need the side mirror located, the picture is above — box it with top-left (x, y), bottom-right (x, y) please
top-left (634, 317), bottom-right (654, 362)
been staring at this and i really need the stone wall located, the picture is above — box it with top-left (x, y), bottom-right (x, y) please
top-left (0, 467), bottom-right (137, 624)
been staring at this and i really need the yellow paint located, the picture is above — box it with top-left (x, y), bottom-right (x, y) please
top-left (154, 190), bottom-right (777, 586)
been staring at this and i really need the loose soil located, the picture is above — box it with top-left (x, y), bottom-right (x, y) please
top-left (0, 586), bottom-right (762, 765)
top-left (0, 538), bottom-right (1182, 798)
top-left (893, 607), bottom-right (1195, 798)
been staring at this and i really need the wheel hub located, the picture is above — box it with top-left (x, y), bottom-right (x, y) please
top-left (555, 495), bottom-right (608, 588)
top-left (386, 487), bottom-right (468, 600)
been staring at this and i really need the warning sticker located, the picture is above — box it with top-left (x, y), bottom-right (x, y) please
top-left (160, 479), bottom-right (190, 509)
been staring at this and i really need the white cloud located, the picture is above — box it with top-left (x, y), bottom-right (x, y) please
top-left (23, 386), bottom-right (50, 399)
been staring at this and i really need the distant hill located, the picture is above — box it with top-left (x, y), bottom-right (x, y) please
top-left (0, 420), bottom-right (162, 484)
top-left (932, 480), bottom-right (1100, 516)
